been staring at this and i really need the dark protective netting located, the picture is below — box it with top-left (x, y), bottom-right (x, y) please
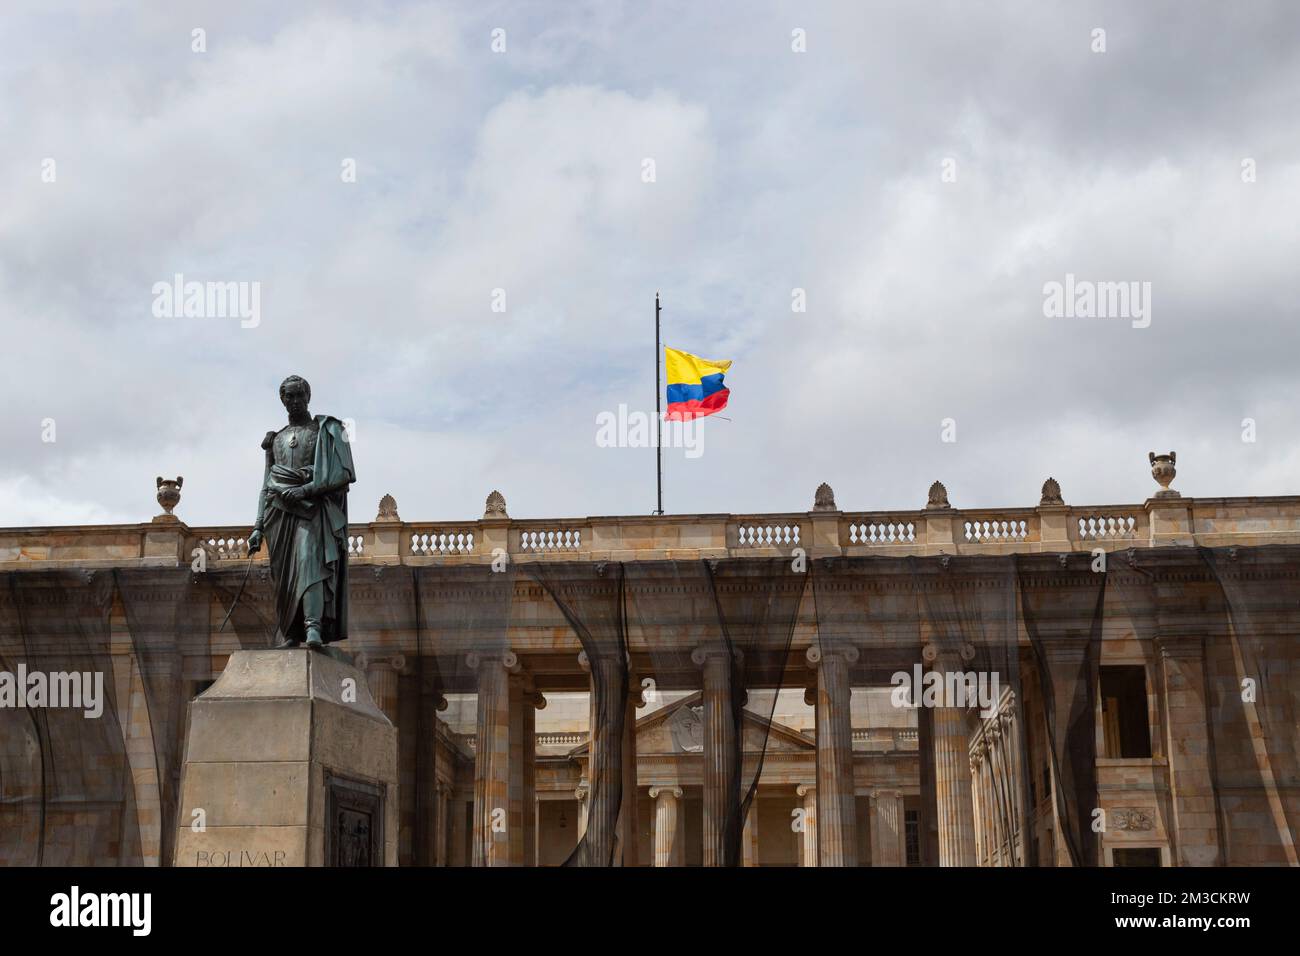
top-left (1, 544), bottom-right (1296, 867)
top-left (209, 561), bottom-right (279, 650)
top-left (0, 570), bottom-right (140, 865)
top-left (411, 564), bottom-right (516, 866)
top-left (528, 561), bottom-right (628, 866)
top-left (809, 555), bottom-right (1026, 866)
top-left (113, 565), bottom-right (275, 866)
top-left (698, 558), bottom-right (806, 866)
top-left (1198, 547), bottom-right (1300, 864)
top-left (1015, 552), bottom-right (1106, 867)
top-left (622, 558), bottom-right (805, 866)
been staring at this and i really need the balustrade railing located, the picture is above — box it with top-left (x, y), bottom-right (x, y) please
top-left (193, 530), bottom-right (253, 561)
top-left (845, 516), bottom-right (917, 545)
top-left (1, 494), bottom-right (1294, 568)
top-left (409, 527), bottom-right (477, 556)
top-left (733, 516), bottom-right (804, 549)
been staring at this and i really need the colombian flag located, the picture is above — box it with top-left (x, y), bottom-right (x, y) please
top-left (665, 347), bottom-right (732, 421)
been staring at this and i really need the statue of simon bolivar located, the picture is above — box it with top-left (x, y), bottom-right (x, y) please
top-left (246, 375), bottom-right (356, 648)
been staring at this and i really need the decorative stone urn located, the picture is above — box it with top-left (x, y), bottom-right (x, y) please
top-left (1148, 452), bottom-right (1179, 498)
top-left (155, 476), bottom-right (183, 518)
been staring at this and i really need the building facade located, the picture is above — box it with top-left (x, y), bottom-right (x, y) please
top-left (1, 468), bottom-right (1297, 867)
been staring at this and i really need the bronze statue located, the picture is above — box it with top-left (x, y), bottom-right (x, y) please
top-left (247, 375), bottom-right (356, 647)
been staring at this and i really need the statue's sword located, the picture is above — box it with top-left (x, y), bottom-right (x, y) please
top-left (218, 552), bottom-right (257, 634)
top-left (220, 432), bottom-right (277, 635)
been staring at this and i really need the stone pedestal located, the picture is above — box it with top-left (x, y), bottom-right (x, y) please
top-left (174, 648), bottom-right (398, 867)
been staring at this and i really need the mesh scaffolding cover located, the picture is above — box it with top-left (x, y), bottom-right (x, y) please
top-left (0, 544), bottom-right (1296, 866)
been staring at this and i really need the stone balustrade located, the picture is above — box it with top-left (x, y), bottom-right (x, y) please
top-left (3, 491), bottom-right (1300, 569)
top-left (851, 728), bottom-right (921, 752)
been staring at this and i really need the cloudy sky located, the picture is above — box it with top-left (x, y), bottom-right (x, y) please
top-left (2, 1), bottom-right (1298, 527)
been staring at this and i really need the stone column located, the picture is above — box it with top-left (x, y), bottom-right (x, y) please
top-left (1035, 633), bottom-right (1098, 866)
top-left (1156, 635), bottom-right (1221, 866)
top-left (579, 649), bottom-right (633, 865)
top-left (806, 645), bottom-right (859, 866)
top-left (871, 789), bottom-right (903, 867)
top-left (575, 782), bottom-right (590, 837)
top-left (359, 653), bottom-right (406, 726)
top-left (742, 797), bottom-right (759, 867)
top-left (618, 681), bottom-right (639, 868)
top-left (618, 676), bottom-right (640, 866)
top-left (525, 689), bottom-right (543, 866)
top-left (358, 655), bottom-right (407, 862)
top-left (970, 743), bottom-right (988, 865)
top-left (469, 651), bottom-right (518, 867)
top-left (984, 707), bottom-right (1022, 865)
top-left (916, 705), bottom-right (940, 865)
top-left (926, 644), bottom-right (978, 866)
top-left (507, 674), bottom-right (544, 867)
top-left (436, 784), bottom-right (451, 866)
top-left (1002, 698), bottom-right (1029, 865)
top-left (450, 795), bottom-right (468, 866)
top-left (797, 783), bottom-right (818, 867)
top-left (126, 653), bottom-right (175, 865)
top-left (693, 644), bottom-right (741, 867)
top-left (649, 786), bottom-right (684, 866)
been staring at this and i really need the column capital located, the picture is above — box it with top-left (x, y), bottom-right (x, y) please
top-left (356, 652), bottom-right (408, 674)
top-left (921, 641), bottom-right (975, 669)
top-left (648, 785), bottom-right (683, 801)
top-left (796, 783), bottom-right (816, 798)
top-left (691, 643), bottom-right (742, 667)
top-left (574, 783), bottom-right (589, 802)
top-left (806, 644), bottom-right (859, 667)
top-left (578, 649), bottom-right (632, 670)
top-left (466, 650), bottom-right (520, 674)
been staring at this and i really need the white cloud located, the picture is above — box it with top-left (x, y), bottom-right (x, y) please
top-left (1, 1), bottom-right (1298, 526)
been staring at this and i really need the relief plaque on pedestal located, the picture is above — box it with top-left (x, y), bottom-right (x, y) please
top-left (174, 648), bottom-right (398, 867)
top-left (326, 774), bottom-right (385, 867)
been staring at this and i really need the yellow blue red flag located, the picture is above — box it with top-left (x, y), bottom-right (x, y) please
top-left (664, 347), bottom-right (732, 421)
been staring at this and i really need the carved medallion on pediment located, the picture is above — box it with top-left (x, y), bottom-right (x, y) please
top-left (669, 704), bottom-right (704, 753)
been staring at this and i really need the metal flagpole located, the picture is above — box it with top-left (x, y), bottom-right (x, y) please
top-left (655, 292), bottom-right (663, 515)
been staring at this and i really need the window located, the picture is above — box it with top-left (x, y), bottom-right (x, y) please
top-left (904, 809), bottom-right (920, 866)
top-left (1100, 665), bottom-right (1152, 758)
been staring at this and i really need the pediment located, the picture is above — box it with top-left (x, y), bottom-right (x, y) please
top-left (570, 691), bottom-right (814, 756)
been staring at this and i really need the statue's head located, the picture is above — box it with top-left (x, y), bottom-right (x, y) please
top-left (279, 375), bottom-right (311, 418)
